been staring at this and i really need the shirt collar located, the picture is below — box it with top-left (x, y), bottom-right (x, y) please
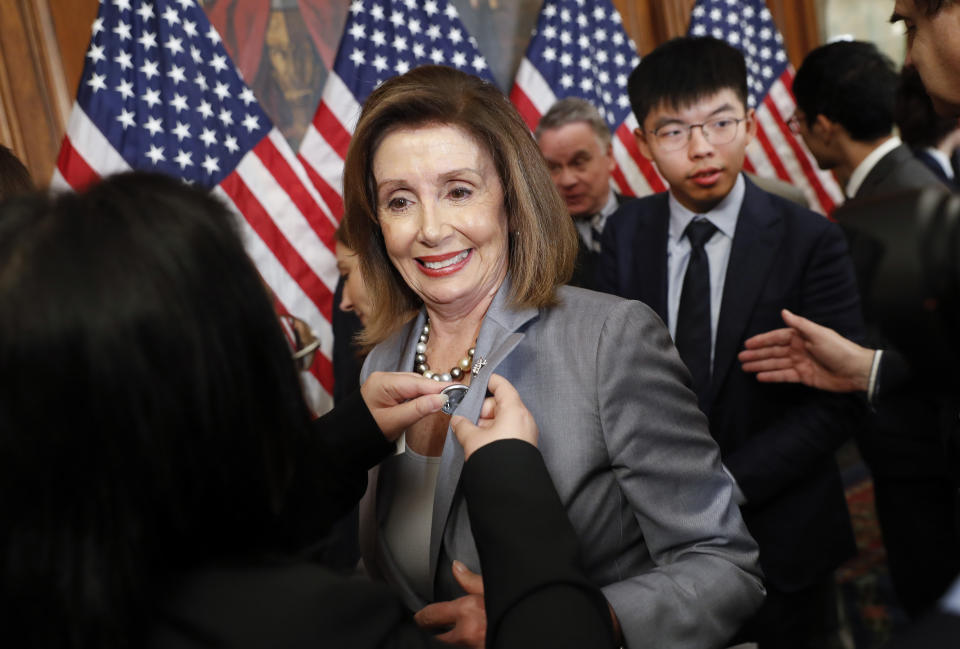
top-left (591, 188), bottom-right (619, 231)
top-left (846, 136), bottom-right (901, 198)
top-left (923, 146), bottom-right (955, 180)
top-left (668, 173), bottom-right (744, 242)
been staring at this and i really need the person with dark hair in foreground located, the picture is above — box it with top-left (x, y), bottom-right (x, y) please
top-left (0, 172), bottom-right (615, 649)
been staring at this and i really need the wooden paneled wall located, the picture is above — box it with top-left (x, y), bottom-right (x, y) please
top-left (0, 0), bottom-right (98, 185)
top-left (614, 0), bottom-right (821, 63)
top-left (0, 1), bottom-right (821, 188)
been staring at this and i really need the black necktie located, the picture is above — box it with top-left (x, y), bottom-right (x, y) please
top-left (675, 219), bottom-right (717, 407)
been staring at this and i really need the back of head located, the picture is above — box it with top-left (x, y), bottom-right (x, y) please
top-left (535, 96), bottom-right (612, 148)
top-left (627, 37), bottom-right (748, 126)
top-left (793, 40), bottom-right (897, 141)
top-left (342, 65), bottom-right (576, 346)
top-left (895, 65), bottom-right (959, 149)
top-left (0, 144), bottom-right (34, 200)
top-left (0, 172), bottom-right (313, 648)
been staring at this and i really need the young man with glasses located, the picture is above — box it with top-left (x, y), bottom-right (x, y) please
top-left (595, 36), bottom-right (865, 649)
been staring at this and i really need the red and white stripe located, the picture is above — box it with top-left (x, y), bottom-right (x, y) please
top-left (510, 57), bottom-right (667, 198)
top-left (52, 105), bottom-right (339, 415)
top-left (296, 72), bottom-right (363, 219)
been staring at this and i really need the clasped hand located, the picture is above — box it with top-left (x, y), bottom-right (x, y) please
top-left (410, 374), bottom-right (540, 647)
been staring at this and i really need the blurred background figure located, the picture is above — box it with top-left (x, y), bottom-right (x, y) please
top-left (791, 40), bottom-right (959, 620)
top-left (332, 223), bottom-right (370, 402)
top-left (895, 65), bottom-right (960, 191)
top-left (534, 97), bottom-right (626, 290)
top-left (792, 40), bottom-right (946, 200)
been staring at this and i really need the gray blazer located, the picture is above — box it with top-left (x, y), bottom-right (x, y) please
top-left (359, 279), bottom-right (765, 648)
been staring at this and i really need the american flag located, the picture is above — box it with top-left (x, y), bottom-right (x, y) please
top-left (297, 0), bottom-right (496, 220)
top-left (511, 0), bottom-right (667, 198)
top-left (689, 0), bottom-right (843, 214)
top-left (51, 0), bottom-right (339, 414)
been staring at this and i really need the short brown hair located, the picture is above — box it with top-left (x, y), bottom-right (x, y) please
top-left (535, 97), bottom-right (612, 149)
top-left (342, 65), bottom-right (577, 346)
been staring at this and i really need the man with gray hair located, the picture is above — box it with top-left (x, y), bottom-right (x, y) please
top-left (536, 97), bottom-right (629, 289)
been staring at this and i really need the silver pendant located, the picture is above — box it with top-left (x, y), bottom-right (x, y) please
top-left (440, 384), bottom-right (469, 415)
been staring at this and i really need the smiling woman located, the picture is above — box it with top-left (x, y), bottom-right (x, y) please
top-left (341, 65), bottom-right (765, 649)
top-left (374, 125), bottom-right (510, 324)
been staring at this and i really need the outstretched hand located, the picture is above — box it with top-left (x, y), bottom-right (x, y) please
top-left (360, 371), bottom-right (450, 441)
top-left (450, 374), bottom-right (538, 460)
top-left (738, 309), bottom-right (875, 393)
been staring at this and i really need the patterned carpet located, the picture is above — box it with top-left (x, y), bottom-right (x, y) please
top-left (835, 450), bottom-right (909, 649)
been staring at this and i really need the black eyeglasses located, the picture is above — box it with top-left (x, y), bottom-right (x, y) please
top-left (649, 117), bottom-right (747, 151)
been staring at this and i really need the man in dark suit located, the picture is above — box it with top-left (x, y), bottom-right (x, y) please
top-left (791, 41), bottom-right (945, 201)
top-left (535, 98), bottom-right (631, 289)
top-left (740, 1), bottom-right (960, 641)
top-left (596, 37), bottom-right (865, 649)
top-left (792, 39), bottom-right (960, 617)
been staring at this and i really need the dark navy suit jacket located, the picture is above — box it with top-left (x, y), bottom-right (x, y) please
top-left (596, 176), bottom-right (865, 592)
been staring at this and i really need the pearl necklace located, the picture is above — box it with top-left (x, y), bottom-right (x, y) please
top-left (414, 319), bottom-right (475, 382)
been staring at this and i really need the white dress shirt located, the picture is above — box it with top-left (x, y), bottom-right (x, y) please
top-left (845, 136), bottom-right (901, 198)
top-left (923, 146), bottom-right (956, 180)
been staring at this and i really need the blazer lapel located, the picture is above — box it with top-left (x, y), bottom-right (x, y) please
top-left (707, 181), bottom-right (782, 412)
top-left (632, 195), bottom-right (670, 321)
top-left (854, 145), bottom-right (908, 199)
top-left (357, 315), bottom-right (426, 605)
top-left (427, 278), bottom-right (538, 590)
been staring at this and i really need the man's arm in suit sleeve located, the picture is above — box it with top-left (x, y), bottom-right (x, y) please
top-left (725, 220), bottom-right (866, 506)
top-left (596, 300), bottom-right (766, 648)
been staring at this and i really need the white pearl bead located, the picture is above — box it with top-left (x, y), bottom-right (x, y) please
top-left (416, 342), bottom-right (427, 353)
top-left (440, 373), bottom-right (452, 382)
top-left (423, 370), bottom-right (435, 379)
